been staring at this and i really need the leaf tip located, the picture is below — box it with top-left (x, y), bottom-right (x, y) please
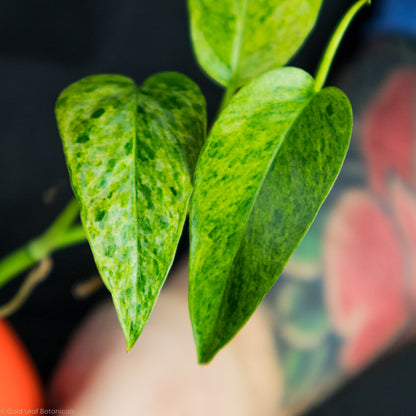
top-left (194, 336), bottom-right (222, 365)
top-left (197, 353), bottom-right (213, 365)
top-left (113, 300), bottom-right (141, 352)
top-left (123, 324), bottom-right (141, 352)
top-left (125, 337), bottom-right (136, 352)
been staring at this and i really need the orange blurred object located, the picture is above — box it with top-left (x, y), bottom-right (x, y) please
top-left (0, 319), bottom-right (44, 409)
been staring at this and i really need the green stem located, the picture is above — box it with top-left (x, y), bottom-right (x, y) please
top-left (56, 224), bottom-right (87, 249)
top-left (0, 198), bottom-right (87, 288)
top-left (217, 83), bottom-right (237, 117)
top-left (0, 248), bottom-right (38, 289)
top-left (314, 0), bottom-right (371, 92)
top-left (42, 198), bottom-right (80, 243)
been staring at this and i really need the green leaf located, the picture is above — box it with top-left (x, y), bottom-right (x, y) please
top-left (189, 67), bottom-right (352, 363)
top-left (56, 72), bottom-right (206, 349)
top-left (188, 0), bottom-right (323, 87)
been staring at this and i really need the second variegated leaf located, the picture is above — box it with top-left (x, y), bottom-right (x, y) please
top-left (56, 72), bottom-right (206, 349)
top-left (188, 0), bottom-right (323, 87)
top-left (189, 67), bottom-right (352, 363)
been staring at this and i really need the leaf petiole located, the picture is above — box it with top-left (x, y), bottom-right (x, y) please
top-left (314, 0), bottom-right (371, 92)
top-left (217, 83), bottom-right (238, 117)
top-left (56, 224), bottom-right (87, 250)
top-left (0, 198), bottom-right (87, 288)
top-left (41, 198), bottom-right (80, 245)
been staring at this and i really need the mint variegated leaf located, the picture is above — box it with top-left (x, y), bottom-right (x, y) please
top-left (56, 72), bottom-right (206, 349)
top-left (189, 67), bottom-right (352, 362)
top-left (188, 0), bottom-right (323, 87)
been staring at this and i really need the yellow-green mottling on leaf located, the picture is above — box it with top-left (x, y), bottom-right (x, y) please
top-left (188, 0), bottom-right (323, 87)
top-left (189, 67), bottom-right (352, 363)
top-left (56, 72), bottom-right (206, 349)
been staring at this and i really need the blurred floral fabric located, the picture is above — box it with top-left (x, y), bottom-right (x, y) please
top-left (265, 37), bottom-right (416, 415)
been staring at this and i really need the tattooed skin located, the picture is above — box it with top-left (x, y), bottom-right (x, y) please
top-left (264, 36), bottom-right (416, 415)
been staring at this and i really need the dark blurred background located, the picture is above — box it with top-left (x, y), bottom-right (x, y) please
top-left (1, 0), bottom-right (416, 414)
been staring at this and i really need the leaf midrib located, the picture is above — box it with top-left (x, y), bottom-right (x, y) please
top-left (131, 83), bottom-right (195, 333)
top-left (127, 84), bottom-right (140, 338)
top-left (230, 0), bottom-right (250, 85)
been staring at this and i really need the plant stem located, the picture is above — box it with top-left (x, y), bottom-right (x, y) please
top-left (314, 0), bottom-right (371, 92)
top-left (0, 198), bottom-right (87, 288)
top-left (42, 198), bottom-right (80, 244)
top-left (56, 224), bottom-right (87, 249)
top-left (218, 83), bottom-right (237, 116)
top-left (0, 248), bottom-right (38, 289)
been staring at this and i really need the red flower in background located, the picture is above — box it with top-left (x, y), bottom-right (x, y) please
top-left (324, 69), bottom-right (416, 373)
top-left (0, 319), bottom-right (44, 408)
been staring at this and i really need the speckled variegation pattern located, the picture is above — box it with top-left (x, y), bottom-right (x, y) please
top-left (188, 0), bottom-right (323, 87)
top-left (56, 72), bottom-right (206, 349)
top-left (189, 67), bottom-right (352, 362)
